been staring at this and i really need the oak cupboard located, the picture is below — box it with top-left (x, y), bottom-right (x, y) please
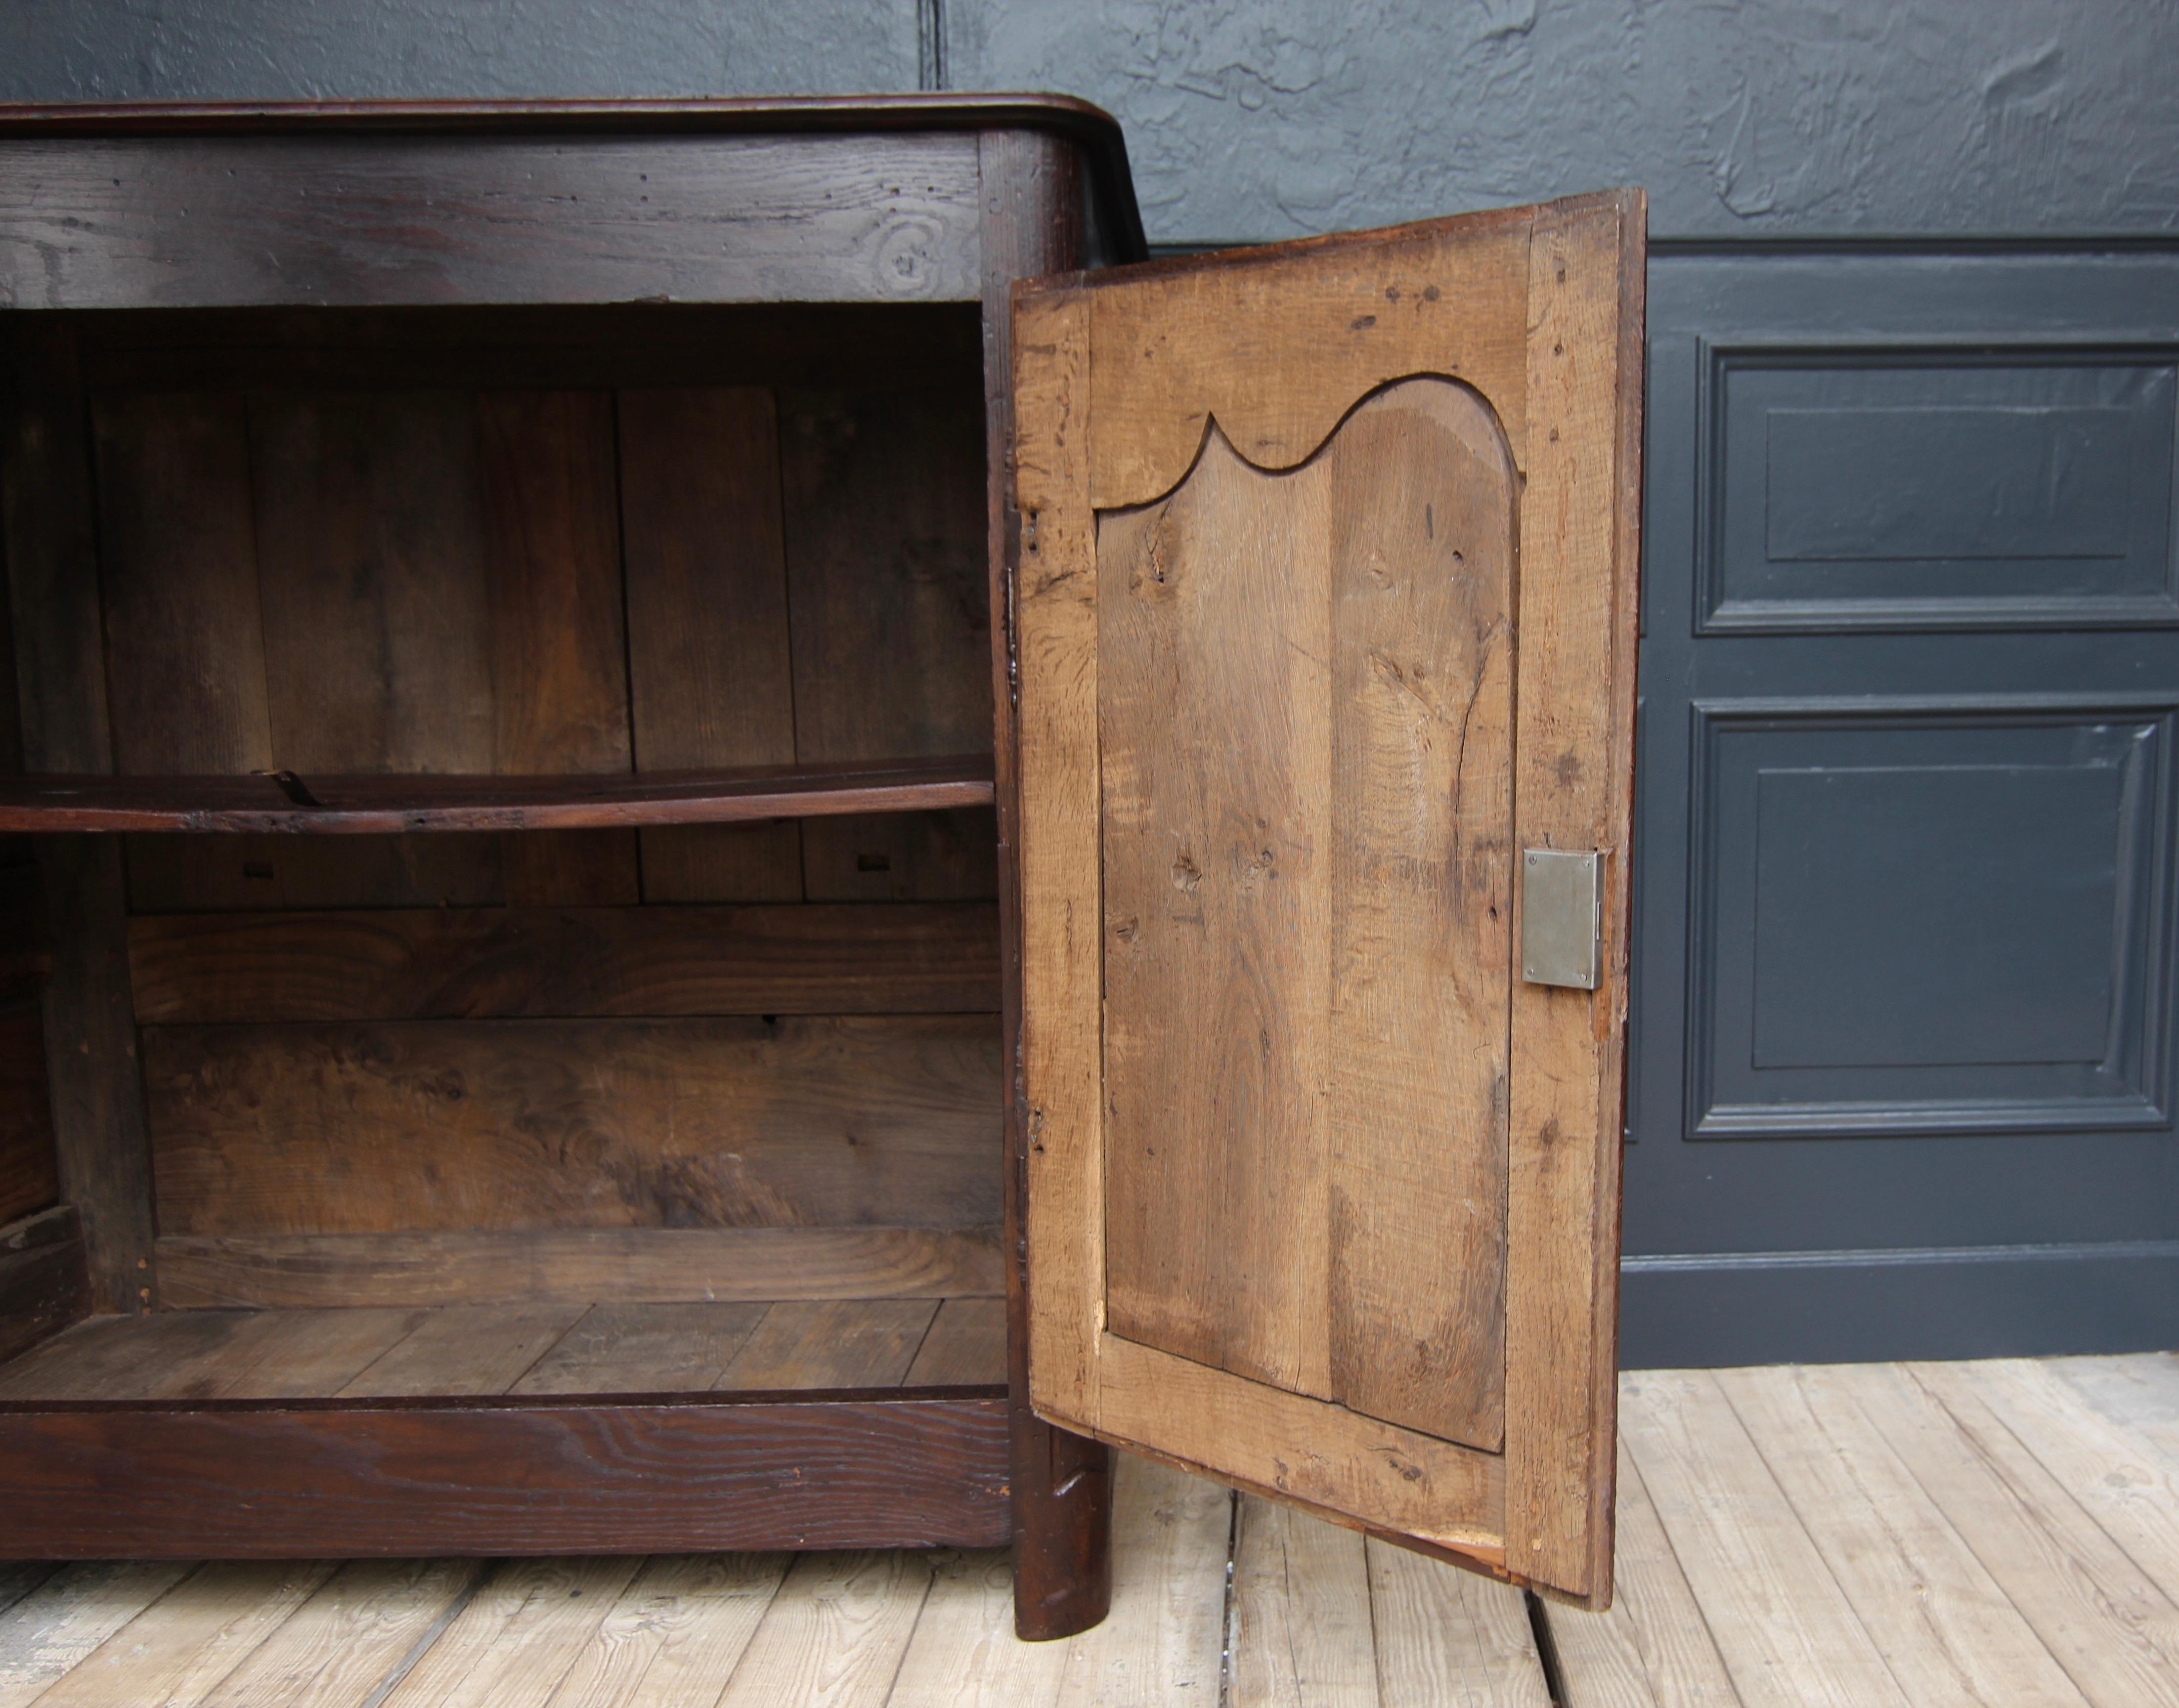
top-left (0, 96), bottom-right (1641, 1633)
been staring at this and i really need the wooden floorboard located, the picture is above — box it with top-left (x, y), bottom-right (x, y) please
top-left (0, 1355), bottom-right (2172, 1705)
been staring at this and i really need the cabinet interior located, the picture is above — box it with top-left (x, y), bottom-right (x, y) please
top-left (0, 300), bottom-right (1007, 1403)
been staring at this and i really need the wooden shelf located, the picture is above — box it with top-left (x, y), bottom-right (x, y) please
top-left (0, 1296), bottom-right (1005, 1403)
top-left (0, 756), bottom-right (995, 835)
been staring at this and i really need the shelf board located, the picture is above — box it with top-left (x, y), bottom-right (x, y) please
top-left (0, 755), bottom-right (995, 834)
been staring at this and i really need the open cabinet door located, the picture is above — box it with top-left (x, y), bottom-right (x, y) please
top-left (1012, 190), bottom-right (1642, 1606)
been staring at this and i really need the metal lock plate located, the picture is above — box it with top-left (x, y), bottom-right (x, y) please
top-left (1521, 849), bottom-right (1601, 990)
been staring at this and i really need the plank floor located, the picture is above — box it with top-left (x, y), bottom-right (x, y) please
top-left (0, 1353), bottom-right (2172, 1704)
top-left (0, 1298), bottom-right (1006, 1401)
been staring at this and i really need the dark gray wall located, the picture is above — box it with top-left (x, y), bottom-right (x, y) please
top-left (5, 0), bottom-right (2175, 241)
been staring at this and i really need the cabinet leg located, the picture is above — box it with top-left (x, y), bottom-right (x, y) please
top-left (1010, 1407), bottom-right (1113, 1640)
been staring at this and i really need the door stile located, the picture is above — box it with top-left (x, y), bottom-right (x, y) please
top-left (1503, 189), bottom-right (1645, 1607)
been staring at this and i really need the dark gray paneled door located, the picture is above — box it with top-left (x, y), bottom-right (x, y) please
top-left (1623, 244), bottom-right (2179, 1366)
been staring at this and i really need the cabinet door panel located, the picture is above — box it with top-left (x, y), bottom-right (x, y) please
top-left (1013, 190), bottom-right (1642, 1606)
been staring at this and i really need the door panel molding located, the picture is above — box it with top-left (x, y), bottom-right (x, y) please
top-left (1685, 692), bottom-right (2178, 1141)
top-left (1693, 339), bottom-right (2179, 635)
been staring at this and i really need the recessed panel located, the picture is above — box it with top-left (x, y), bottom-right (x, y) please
top-left (1703, 353), bottom-right (2179, 631)
top-left (1751, 764), bottom-right (2122, 1069)
top-left (1690, 702), bottom-right (2174, 1138)
top-left (1096, 378), bottom-right (1517, 1450)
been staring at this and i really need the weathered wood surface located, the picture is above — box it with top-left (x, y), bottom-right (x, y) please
top-left (129, 902), bottom-right (1001, 1023)
top-left (4, 322), bottom-right (158, 1317)
top-left (0, 1207), bottom-right (87, 1368)
top-left (476, 387), bottom-right (640, 905)
top-left (1018, 193), bottom-right (1642, 1598)
top-left (0, 756), bottom-right (997, 833)
top-left (0, 1357), bottom-right (2170, 1704)
top-left (782, 384), bottom-right (998, 903)
top-left (1096, 377), bottom-right (1514, 1450)
top-left (620, 385), bottom-right (805, 904)
top-left (152, 1227), bottom-right (1004, 1310)
top-left (0, 1005), bottom-right (56, 1226)
top-left (1500, 191), bottom-right (1644, 1607)
top-left (143, 1015), bottom-right (1001, 1236)
top-left (0, 1297), bottom-right (1002, 1403)
top-left (0, 133), bottom-right (985, 308)
top-left (0, 1396), bottom-right (1011, 1557)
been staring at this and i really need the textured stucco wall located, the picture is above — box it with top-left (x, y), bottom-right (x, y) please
top-left (3, 0), bottom-right (2173, 243)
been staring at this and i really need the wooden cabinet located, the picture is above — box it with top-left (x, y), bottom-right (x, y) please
top-left (0, 97), bottom-right (1640, 1632)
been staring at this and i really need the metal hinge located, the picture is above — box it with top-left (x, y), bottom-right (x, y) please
top-left (1521, 849), bottom-right (1601, 990)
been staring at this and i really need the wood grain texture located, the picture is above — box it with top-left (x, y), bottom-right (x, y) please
top-left (0, 1006), bottom-right (56, 1225)
top-left (1049, 1456), bottom-right (1231, 1706)
top-left (904, 1296), bottom-right (1006, 1388)
top-left (780, 384), bottom-right (997, 902)
top-left (0, 133), bottom-right (985, 308)
top-left (4, 324), bottom-right (154, 1316)
top-left (91, 390), bottom-right (273, 777)
top-left (477, 387), bottom-right (639, 906)
top-left (1229, 1495), bottom-right (1377, 1708)
top-left (980, 124), bottom-right (1116, 1648)
top-left (37, 837), bottom-right (156, 1314)
top-left (336, 1303), bottom-right (587, 1397)
top-left (0, 1562), bottom-right (194, 1708)
top-left (247, 385), bottom-right (503, 908)
top-left (511, 1301), bottom-right (769, 1395)
top-left (1837, 1361), bottom-right (2179, 1706)
top-left (1366, 1535), bottom-right (1550, 1708)
top-left (1618, 1370), bottom-right (1910, 1708)
top-left (129, 901), bottom-right (1001, 1024)
top-left (1018, 199), bottom-right (1641, 1595)
top-left (0, 1396), bottom-right (1012, 1556)
top-left (0, 755), bottom-right (996, 833)
top-left (0, 321), bottom-right (111, 774)
top-left (1539, 1439), bottom-right (1742, 1708)
top-left (539, 1553), bottom-right (790, 1708)
top-left (1946, 1357), bottom-right (2179, 1610)
top-left (1097, 377), bottom-right (1514, 1443)
top-left (27, 1561), bottom-right (334, 1708)
top-left (885, 1548), bottom-right (1070, 1708)
top-left (1716, 1363), bottom-right (2089, 1708)
top-left (0, 1208), bottom-right (87, 1368)
top-left (1500, 190), bottom-right (1644, 1607)
top-left (717, 1299), bottom-right (938, 1391)
top-left (1093, 1333), bottom-right (1502, 1557)
top-left (1096, 427), bottom-right (1335, 1398)
top-left (1012, 283), bottom-right (1104, 1431)
top-left (153, 1227), bottom-right (1003, 1309)
top-left (712, 1550), bottom-right (934, 1708)
top-left (619, 385), bottom-right (804, 903)
top-left (202, 1559), bottom-right (485, 1708)
top-left (144, 1015), bottom-right (1002, 1236)
top-left (1083, 208), bottom-right (1531, 510)
top-left (0, 1297), bottom-right (998, 1404)
top-left (378, 1557), bottom-right (643, 1708)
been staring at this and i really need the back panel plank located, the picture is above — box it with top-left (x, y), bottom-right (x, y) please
top-left (0, 1004), bottom-right (58, 1224)
top-left (128, 902), bottom-right (1002, 1023)
top-left (1097, 378), bottom-right (1516, 1449)
top-left (248, 387), bottom-right (503, 907)
top-left (477, 388), bottom-right (638, 906)
top-left (779, 386), bottom-right (997, 901)
top-left (144, 1016), bottom-right (1003, 1236)
top-left (620, 386), bottom-right (804, 903)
